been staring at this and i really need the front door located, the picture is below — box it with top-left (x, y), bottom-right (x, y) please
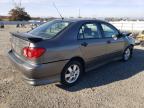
top-left (99, 22), bottom-right (125, 58)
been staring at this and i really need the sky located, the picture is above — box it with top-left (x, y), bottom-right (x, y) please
top-left (0, 0), bottom-right (144, 18)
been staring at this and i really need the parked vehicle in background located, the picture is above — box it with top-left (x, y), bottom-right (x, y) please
top-left (136, 30), bottom-right (144, 46)
top-left (8, 19), bottom-right (135, 87)
top-left (0, 22), bottom-right (4, 28)
top-left (122, 32), bottom-right (139, 45)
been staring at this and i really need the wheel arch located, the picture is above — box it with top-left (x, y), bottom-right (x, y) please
top-left (128, 44), bottom-right (134, 51)
top-left (63, 56), bottom-right (85, 74)
top-left (69, 56), bottom-right (85, 69)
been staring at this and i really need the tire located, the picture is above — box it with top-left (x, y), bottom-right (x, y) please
top-left (140, 41), bottom-right (144, 47)
top-left (122, 46), bottom-right (133, 61)
top-left (61, 60), bottom-right (83, 87)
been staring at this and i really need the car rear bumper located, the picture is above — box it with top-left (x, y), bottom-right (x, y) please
top-left (8, 50), bottom-right (69, 85)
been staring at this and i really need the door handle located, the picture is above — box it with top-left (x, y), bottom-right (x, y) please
top-left (81, 42), bottom-right (88, 47)
top-left (107, 40), bottom-right (111, 44)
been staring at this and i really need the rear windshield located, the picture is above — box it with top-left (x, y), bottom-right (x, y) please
top-left (29, 20), bottom-right (71, 39)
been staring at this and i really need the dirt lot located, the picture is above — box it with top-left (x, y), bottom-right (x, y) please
top-left (0, 26), bottom-right (144, 108)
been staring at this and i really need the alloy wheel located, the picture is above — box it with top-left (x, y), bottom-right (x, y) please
top-left (65, 64), bottom-right (80, 84)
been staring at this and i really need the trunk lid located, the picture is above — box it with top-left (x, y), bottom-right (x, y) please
top-left (10, 32), bottom-right (43, 57)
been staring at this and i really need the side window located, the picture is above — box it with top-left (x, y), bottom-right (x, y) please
top-left (101, 23), bottom-right (119, 38)
top-left (78, 23), bottom-right (101, 39)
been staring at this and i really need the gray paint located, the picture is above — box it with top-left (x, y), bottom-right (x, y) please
top-left (8, 19), bottom-right (134, 85)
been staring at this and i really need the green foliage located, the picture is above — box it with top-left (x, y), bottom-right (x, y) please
top-left (9, 6), bottom-right (31, 21)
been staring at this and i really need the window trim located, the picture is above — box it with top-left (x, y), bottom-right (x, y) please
top-left (77, 22), bottom-right (102, 40)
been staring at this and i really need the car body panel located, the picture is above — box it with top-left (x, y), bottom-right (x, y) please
top-left (8, 50), bottom-right (68, 81)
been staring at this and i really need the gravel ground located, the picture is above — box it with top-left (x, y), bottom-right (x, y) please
top-left (0, 26), bottom-right (144, 108)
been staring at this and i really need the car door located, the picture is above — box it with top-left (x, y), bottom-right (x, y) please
top-left (78, 22), bottom-right (108, 68)
top-left (99, 22), bottom-right (125, 58)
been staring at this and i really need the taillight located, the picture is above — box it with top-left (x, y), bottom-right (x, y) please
top-left (23, 47), bottom-right (45, 59)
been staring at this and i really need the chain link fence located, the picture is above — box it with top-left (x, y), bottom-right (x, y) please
top-left (0, 20), bottom-right (144, 33)
top-left (110, 21), bottom-right (144, 33)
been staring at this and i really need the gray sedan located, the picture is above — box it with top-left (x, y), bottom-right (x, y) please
top-left (8, 19), bottom-right (135, 86)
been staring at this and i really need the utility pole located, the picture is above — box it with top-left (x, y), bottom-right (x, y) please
top-left (78, 8), bottom-right (81, 18)
top-left (19, 0), bottom-right (22, 7)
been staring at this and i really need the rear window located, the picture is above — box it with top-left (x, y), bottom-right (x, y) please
top-left (29, 20), bottom-right (71, 39)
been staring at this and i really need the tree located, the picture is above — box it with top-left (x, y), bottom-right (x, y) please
top-left (9, 6), bottom-right (31, 21)
top-left (0, 16), bottom-right (2, 21)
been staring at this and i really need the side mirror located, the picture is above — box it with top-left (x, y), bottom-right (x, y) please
top-left (112, 35), bottom-right (118, 40)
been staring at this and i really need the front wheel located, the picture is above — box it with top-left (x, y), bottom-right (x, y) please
top-left (61, 61), bottom-right (83, 87)
top-left (140, 41), bottom-right (144, 47)
top-left (122, 46), bottom-right (133, 61)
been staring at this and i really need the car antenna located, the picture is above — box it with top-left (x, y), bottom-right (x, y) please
top-left (53, 2), bottom-right (64, 20)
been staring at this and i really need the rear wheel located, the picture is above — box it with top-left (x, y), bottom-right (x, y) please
top-left (61, 61), bottom-right (83, 87)
top-left (123, 46), bottom-right (133, 61)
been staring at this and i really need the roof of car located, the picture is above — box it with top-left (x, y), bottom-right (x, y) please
top-left (55, 18), bottom-right (107, 23)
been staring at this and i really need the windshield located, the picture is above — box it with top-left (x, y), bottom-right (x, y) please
top-left (29, 20), bottom-right (71, 39)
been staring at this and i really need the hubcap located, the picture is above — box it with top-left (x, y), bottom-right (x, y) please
top-left (124, 48), bottom-right (131, 60)
top-left (65, 64), bottom-right (80, 84)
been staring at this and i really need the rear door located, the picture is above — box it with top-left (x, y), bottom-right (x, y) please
top-left (78, 22), bottom-right (107, 68)
top-left (99, 22), bottom-right (125, 58)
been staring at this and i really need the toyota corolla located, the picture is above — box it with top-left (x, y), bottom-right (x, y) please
top-left (8, 19), bottom-right (135, 86)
